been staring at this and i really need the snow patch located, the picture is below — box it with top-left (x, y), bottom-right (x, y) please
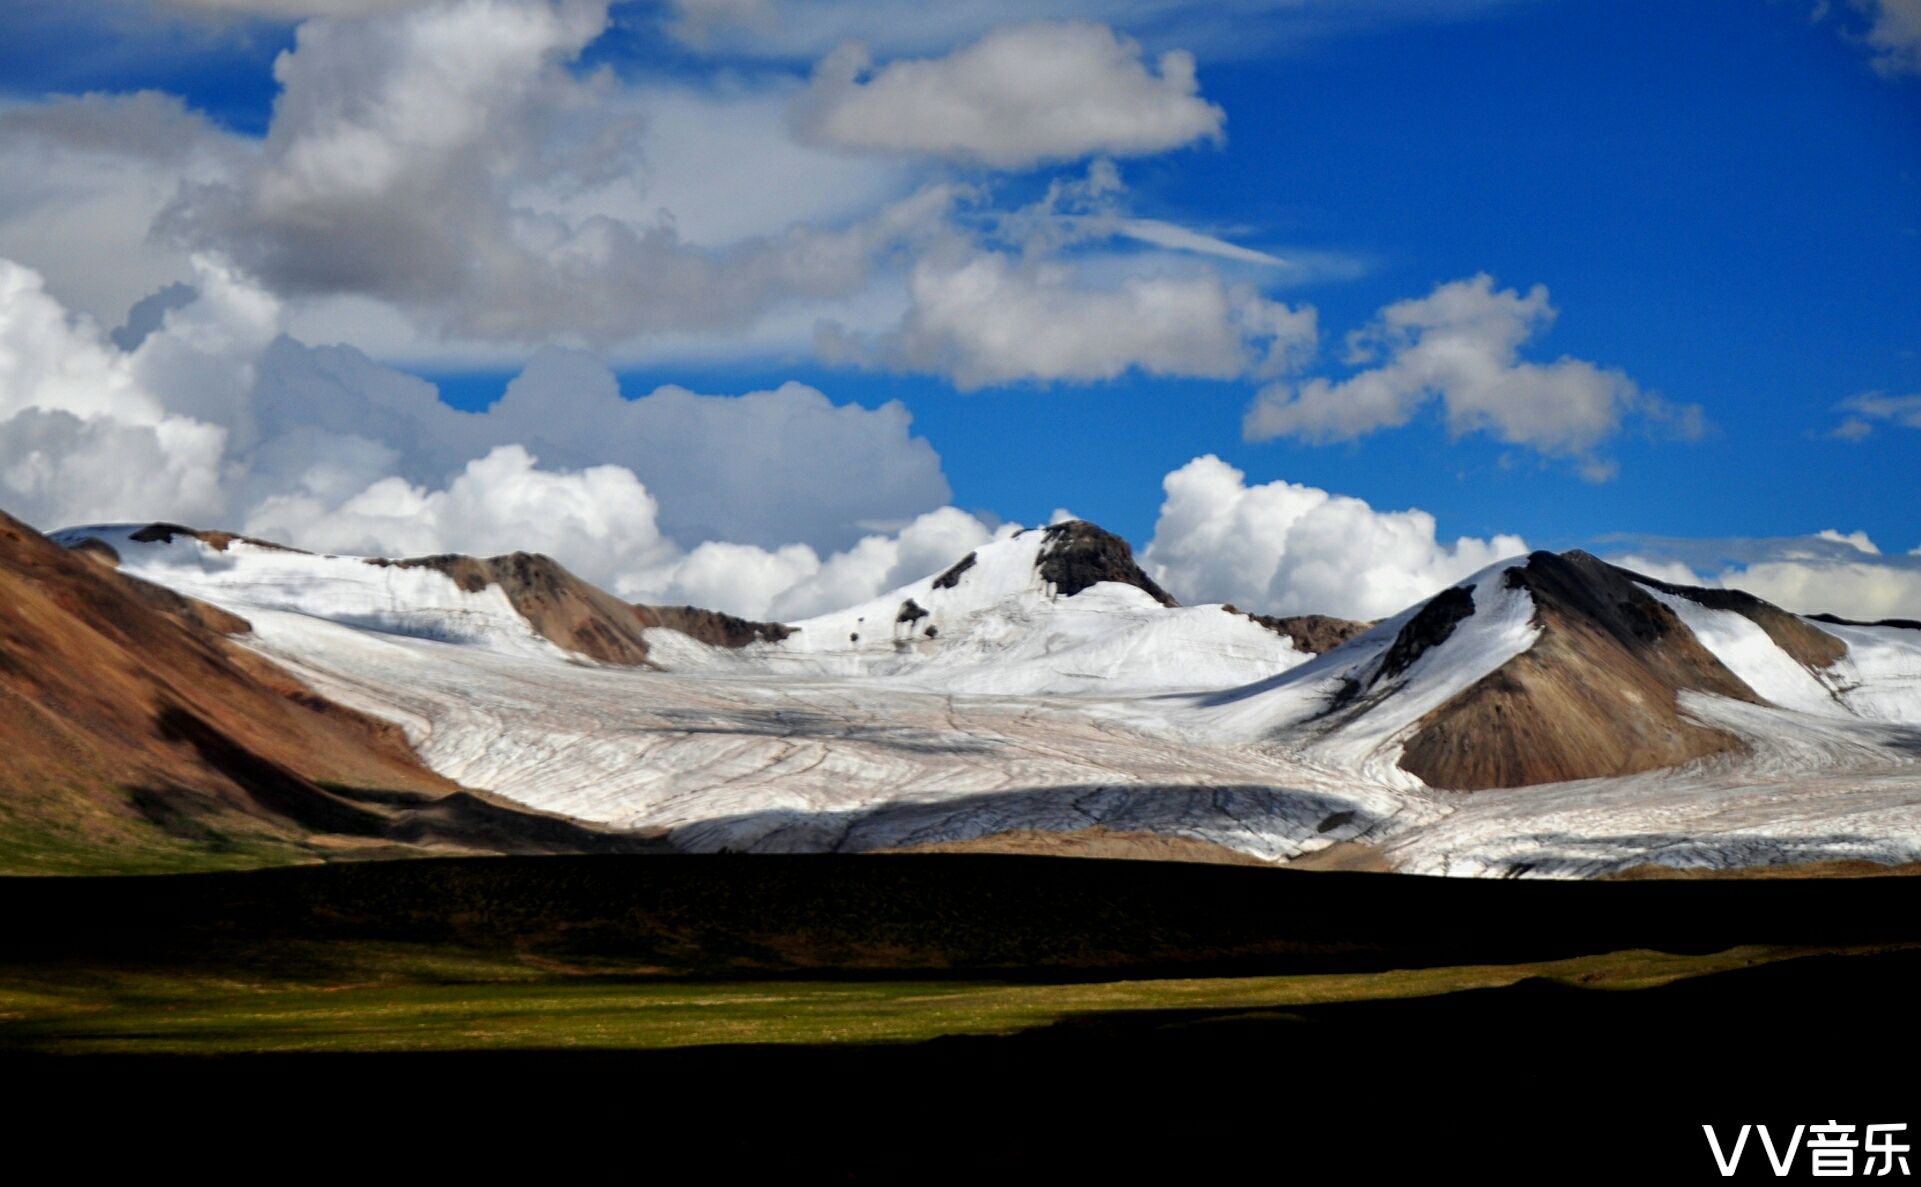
top-left (1640, 585), bottom-right (1845, 716)
top-left (54, 523), bottom-right (562, 657)
top-left (1175, 560), bottom-right (1540, 788)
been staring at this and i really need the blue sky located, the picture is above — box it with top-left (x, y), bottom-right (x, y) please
top-left (0, 0), bottom-right (1916, 621)
top-left (467, 0), bottom-right (1920, 549)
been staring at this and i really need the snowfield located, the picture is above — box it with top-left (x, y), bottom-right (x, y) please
top-left (59, 523), bottom-right (1921, 877)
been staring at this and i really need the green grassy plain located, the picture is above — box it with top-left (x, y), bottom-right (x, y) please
top-left (0, 942), bottom-right (1873, 1056)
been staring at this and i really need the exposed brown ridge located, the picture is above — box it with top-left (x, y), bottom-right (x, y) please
top-left (1396, 551), bottom-right (1766, 792)
top-left (1223, 606), bottom-right (1374, 655)
top-left (0, 510), bottom-right (658, 872)
top-left (377, 551), bottom-right (789, 664)
top-left (637, 605), bottom-right (793, 649)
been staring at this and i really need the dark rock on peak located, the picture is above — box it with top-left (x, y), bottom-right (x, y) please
top-left (1809, 612), bottom-right (1921, 632)
top-left (1377, 585), bottom-right (1476, 683)
top-left (932, 552), bottom-right (976, 590)
top-left (1036, 521), bottom-right (1178, 608)
top-left (1556, 551), bottom-right (1845, 671)
top-left (129, 522), bottom-right (304, 554)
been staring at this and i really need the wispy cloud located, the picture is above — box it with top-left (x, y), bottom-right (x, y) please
top-left (1828, 390), bottom-right (1921, 440)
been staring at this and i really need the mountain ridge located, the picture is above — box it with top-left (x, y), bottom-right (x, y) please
top-left (21, 508), bottom-right (1921, 877)
top-left (0, 512), bottom-right (664, 872)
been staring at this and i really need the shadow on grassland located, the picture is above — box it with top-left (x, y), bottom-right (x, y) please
top-left (4, 853), bottom-right (1921, 980)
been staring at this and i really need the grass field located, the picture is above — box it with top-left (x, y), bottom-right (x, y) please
top-left (0, 943), bottom-right (1855, 1056)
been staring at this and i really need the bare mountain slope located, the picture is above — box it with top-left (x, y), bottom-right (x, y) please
top-left (1395, 551), bottom-right (1765, 789)
top-left (0, 513), bottom-right (658, 872)
top-left (1192, 548), bottom-right (1920, 795)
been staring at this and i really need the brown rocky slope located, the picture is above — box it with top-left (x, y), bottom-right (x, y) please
top-left (0, 512), bottom-right (660, 872)
top-left (1393, 551), bottom-right (1817, 791)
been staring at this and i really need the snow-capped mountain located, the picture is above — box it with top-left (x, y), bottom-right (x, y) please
top-left (0, 511), bottom-right (657, 872)
top-left (33, 513), bottom-right (1921, 878)
top-left (57, 522), bottom-right (789, 665)
top-left (1175, 549), bottom-right (1921, 790)
top-left (669, 520), bottom-right (1350, 696)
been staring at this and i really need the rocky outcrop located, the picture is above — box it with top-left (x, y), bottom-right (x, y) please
top-left (1809, 612), bottom-right (1921, 633)
top-left (635, 605), bottom-right (792, 648)
top-left (1036, 520), bottom-right (1178, 607)
top-left (127, 522), bottom-right (300, 554)
top-left (932, 552), bottom-right (977, 590)
top-left (1378, 585), bottom-right (1477, 683)
top-left (1224, 607), bottom-right (1374, 655)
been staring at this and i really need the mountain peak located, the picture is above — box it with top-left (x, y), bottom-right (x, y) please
top-left (1389, 549), bottom-right (1798, 790)
top-left (1036, 520), bottom-right (1178, 608)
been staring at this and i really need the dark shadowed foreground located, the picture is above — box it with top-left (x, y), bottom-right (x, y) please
top-left (3, 854), bottom-right (1915, 1178)
top-left (6, 852), bottom-right (1921, 976)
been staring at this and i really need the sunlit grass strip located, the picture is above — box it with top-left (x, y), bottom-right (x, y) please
top-left (0, 944), bottom-right (1884, 1055)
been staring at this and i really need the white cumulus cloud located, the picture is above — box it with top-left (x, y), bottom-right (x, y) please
top-left (632, 506), bottom-right (1009, 620)
top-left (1242, 273), bottom-right (1703, 479)
top-left (147, 0), bottom-right (957, 347)
top-left (0, 91), bottom-right (247, 328)
top-left (247, 340), bottom-right (951, 551)
top-left (794, 21), bottom-right (1224, 168)
top-left (244, 444), bottom-right (680, 585)
top-left (1609, 530), bottom-right (1921, 623)
top-left (1723, 558), bottom-right (1921, 621)
top-left (821, 249), bottom-right (1316, 389)
top-left (0, 253), bottom-right (965, 616)
top-left (0, 257), bottom-right (239, 527)
top-left (164, 0), bottom-right (434, 14)
top-left (0, 7), bottom-right (1316, 387)
top-left (1141, 454), bottom-right (1530, 619)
